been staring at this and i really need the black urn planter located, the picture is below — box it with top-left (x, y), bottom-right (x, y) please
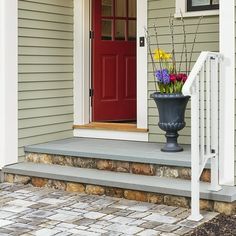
top-left (151, 92), bottom-right (190, 152)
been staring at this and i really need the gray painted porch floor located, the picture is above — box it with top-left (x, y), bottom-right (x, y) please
top-left (24, 137), bottom-right (199, 168)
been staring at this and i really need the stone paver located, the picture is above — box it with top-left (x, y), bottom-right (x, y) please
top-left (0, 183), bottom-right (219, 235)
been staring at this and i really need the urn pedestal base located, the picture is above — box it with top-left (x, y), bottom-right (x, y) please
top-left (161, 132), bottom-right (183, 152)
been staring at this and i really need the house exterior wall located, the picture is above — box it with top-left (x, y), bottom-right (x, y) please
top-left (147, 0), bottom-right (219, 145)
top-left (18, 0), bottom-right (74, 161)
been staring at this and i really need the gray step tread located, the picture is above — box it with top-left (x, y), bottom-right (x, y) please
top-left (24, 137), bottom-right (200, 168)
top-left (3, 162), bottom-right (235, 202)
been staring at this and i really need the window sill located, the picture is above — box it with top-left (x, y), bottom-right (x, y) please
top-left (174, 9), bottom-right (219, 18)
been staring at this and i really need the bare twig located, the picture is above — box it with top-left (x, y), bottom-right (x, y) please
top-left (169, 14), bottom-right (176, 73)
top-left (179, 44), bottom-right (185, 74)
top-left (145, 28), bottom-right (158, 91)
top-left (188, 16), bottom-right (203, 73)
top-left (180, 11), bottom-right (188, 75)
top-left (153, 23), bottom-right (163, 72)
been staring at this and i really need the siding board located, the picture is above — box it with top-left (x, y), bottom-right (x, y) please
top-left (18, 0), bottom-right (74, 160)
top-left (19, 73), bottom-right (73, 82)
top-left (19, 56), bottom-right (73, 64)
top-left (19, 89), bottom-right (73, 100)
top-left (19, 106), bottom-right (73, 119)
top-left (19, 28), bottom-right (73, 40)
top-left (19, 19), bottom-right (73, 31)
top-left (19, 47), bottom-right (73, 56)
top-left (19, 114), bottom-right (73, 129)
top-left (19, 10), bottom-right (73, 23)
top-left (19, 1), bottom-right (73, 15)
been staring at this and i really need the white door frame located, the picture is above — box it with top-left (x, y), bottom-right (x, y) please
top-left (73, 0), bottom-right (148, 141)
top-left (0, 0), bottom-right (18, 168)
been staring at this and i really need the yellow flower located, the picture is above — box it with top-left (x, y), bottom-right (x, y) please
top-left (154, 49), bottom-right (172, 61)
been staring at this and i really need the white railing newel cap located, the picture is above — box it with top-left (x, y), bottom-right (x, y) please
top-left (182, 51), bottom-right (222, 96)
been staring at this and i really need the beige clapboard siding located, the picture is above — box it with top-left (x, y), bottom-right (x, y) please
top-left (19, 89), bottom-right (73, 100)
top-left (18, 0), bottom-right (74, 160)
top-left (19, 73), bottom-right (73, 82)
top-left (19, 47), bottom-right (73, 56)
top-left (19, 10), bottom-right (73, 24)
top-left (147, 0), bottom-right (219, 144)
top-left (18, 130), bottom-right (73, 162)
top-left (19, 114), bottom-right (73, 129)
top-left (18, 1), bottom-right (73, 15)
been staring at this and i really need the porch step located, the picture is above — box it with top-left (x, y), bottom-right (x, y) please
top-left (24, 138), bottom-right (211, 182)
top-left (24, 137), bottom-right (195, 167)
top-left (3, 162), bottom-right (236, 203)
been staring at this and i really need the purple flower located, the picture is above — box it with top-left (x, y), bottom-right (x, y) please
top-left (155, 69), bottom-right (170, 84)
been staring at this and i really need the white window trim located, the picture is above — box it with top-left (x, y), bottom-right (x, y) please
top-left (0, 0), bottom-right (18, 168)
top-left (175, 0), bottom-right (219, 18)
top-left (73, 0), bottom-right (148, 141)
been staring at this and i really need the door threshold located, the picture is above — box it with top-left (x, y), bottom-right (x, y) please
top-left (73, 122), bottom-right (148, 133)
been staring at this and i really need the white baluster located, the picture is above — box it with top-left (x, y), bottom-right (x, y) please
top-left (200, 66), bottom-right (205, 164)
top-left (188, 77), bottom-right (203, 221)
top-left (210, 56), bottom-right (222, 191)
top-left (206, 58), bottom-right (211, 156)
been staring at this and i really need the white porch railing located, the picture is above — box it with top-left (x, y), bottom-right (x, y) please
top-left (182, 51), bottom-right (223, 221)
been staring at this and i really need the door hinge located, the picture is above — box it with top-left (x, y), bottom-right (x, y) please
top-left (90, 30), bottom-right (94, 39)
top-left (89, 88), bottom-right (94, 97)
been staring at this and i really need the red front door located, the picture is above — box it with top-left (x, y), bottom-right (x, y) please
top-left (92, 0), bottom-right (137, 122)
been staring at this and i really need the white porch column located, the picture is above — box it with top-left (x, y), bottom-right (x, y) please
top-left (0, 0), bottom-right (18, 168)
top-left (219, 0), bottom-right (235, 185)
top-left (74, 0), bottom-right (90, 125)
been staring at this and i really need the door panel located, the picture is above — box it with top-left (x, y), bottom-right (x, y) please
top-left (125, 56), bottom-right (136, 99)
top-left (92, 0), bottom-right (137, 122)
top-left (101, 55), bottom-right (118, 100)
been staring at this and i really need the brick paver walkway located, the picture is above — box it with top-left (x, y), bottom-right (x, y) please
top-left (0, 183), bottom-right (218, 236)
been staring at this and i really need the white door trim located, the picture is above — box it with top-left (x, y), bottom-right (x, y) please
top-left (0, 0), bottom-right (18, 168)
top-left (219, 0), bottom-right (235, 186)
top-left (73, 0), bottom-right (148, 141)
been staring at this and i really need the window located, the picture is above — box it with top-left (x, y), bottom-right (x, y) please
top-left (187, 0), bottom-right (219, 12)
top-left (175, 0), bottom-right (219, 18)
top-left (101, 0), bottom-right (136, 41)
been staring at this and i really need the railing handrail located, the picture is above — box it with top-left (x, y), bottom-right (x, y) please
top-left (182, 51), bottom-right (222, 96)
top-left (182, 51), bottom-right (222, 222)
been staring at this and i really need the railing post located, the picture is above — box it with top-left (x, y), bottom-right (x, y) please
top-left (210, 56), bottom-right (222, 191)
top-left (187, 78), bottom-right (203, 221)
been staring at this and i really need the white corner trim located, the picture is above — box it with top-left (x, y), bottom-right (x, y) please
top-left (137, 0), bottom-right (148, 129)
top-left (175, 0), bottom-right (219, 18)
top-left (74, 0), bottom-right (90, 125)
top-left (73, 0), bottom-right (148, 138)
top-left (74, 129), bottom-right (148, 142)
top-left (219, 0), bottom-right (235, 186)
top-left (0, 0), bottom-right (18, 168)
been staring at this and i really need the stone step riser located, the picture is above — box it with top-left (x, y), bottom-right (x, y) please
top-left (26, 152), bottom-right (211, 182)
top-left (4, 173), bottom-right (235, 215)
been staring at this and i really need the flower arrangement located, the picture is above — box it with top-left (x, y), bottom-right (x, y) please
top-left (154, 49), bottom-right (187, 93)
top-left (146, 15), bottom-right (202, 94)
